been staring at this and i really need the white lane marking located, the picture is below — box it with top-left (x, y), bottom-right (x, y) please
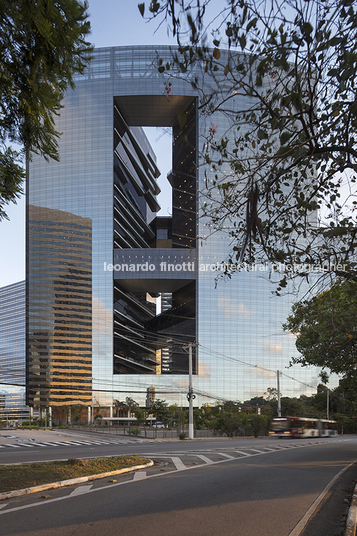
top-left (6, 445), bottom-right (21, 448)
top-left (69, 485), bottom-right (93, 497)
top-left (133, 471), bottom-right (147, 480)
top-left (0, 504), bottom-right (8, 510)
top-left (171, 457), bottom-right (187, 471)
top-left (250, 449), bottom-right (264, 454)
top-left (195, 455), bottom-right (214, 465)
top-left (217, 452), bottom-right (235, 460)
top-left (235, 450), bottom-right (252, 456)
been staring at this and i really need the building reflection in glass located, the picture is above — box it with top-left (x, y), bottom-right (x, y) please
top-left (0, 281), bottom-right (29, 421)
top-left (27, 206), bottom-right (92, 411)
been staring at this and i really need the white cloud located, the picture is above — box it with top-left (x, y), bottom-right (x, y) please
top-left (263, 341), bottom-right (283, 353)
top-left (198, 361), bottom-right (211, 378)
top-left (217, 296), bottom-right (253, 318)
top-left (244, 364), bottom-right (276, 379)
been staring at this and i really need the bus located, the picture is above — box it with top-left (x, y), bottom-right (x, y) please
top-left (269, 417), bottom-right (338, 438)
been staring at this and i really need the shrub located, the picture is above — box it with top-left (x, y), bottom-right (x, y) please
top-left (129, 427), bottom-right (141, 436)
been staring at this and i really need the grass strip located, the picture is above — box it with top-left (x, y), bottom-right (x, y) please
top-left (0, 456), bottom-right (150, 493)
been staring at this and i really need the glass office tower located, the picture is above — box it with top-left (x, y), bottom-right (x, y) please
top-left (26, 47), bottom-right (331, 419)
top-left (0, 281), bottom-right (29, 421)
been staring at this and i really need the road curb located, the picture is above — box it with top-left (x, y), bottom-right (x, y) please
top-left (0, 460), bottom-right (153, 501)
top-left (346, 484), bottom-right (357, 536)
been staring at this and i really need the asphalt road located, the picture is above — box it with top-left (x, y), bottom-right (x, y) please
top-left (0, 430), bottom-right (356, 536)
top-left (0, 428), bottom-right (352, 463)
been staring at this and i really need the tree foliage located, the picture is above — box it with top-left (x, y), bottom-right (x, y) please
top-left (283, 280), bottom-right (357, 384)
top-left (139, 0), bottom-right (357, 287)
top-left (133, 406), bottom-right (146, 425)
top-left (248, 414), bottom-right (269, 437)
top-left (113, 397), bottom-right (139, 416)
top-left (150, 399), bottom-right (170, 425)
top-left (210, 411), bottom-right (248, 437)
top-left (0, 0), bottom-right (92, 220)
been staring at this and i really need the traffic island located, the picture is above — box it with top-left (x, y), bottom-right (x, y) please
top-left (0, 456), bottom-right (153, 500)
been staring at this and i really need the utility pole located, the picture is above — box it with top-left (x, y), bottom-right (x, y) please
top-left (184, 342), bottom-right (196, 439)
top-left (277, 370), bottom-right (281, 417)
top-left (327, 388), bottom-right (329, 420)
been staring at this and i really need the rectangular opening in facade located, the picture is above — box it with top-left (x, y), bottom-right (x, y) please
top-left (113, 95), bottom-right (197, 375)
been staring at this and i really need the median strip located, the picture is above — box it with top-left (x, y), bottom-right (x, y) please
top-left (0, 456), bottom-right (153, 500)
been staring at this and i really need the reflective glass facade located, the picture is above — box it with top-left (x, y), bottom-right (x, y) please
top-left (27, 47), bottom-right (333, 412)
top-left (0, 281), bottom-right (29, 419)
top-left (27, 206), bottom-right (92, 407)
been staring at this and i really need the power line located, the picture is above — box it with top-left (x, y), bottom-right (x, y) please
top-left (197, 343), bottom-right (319, 392)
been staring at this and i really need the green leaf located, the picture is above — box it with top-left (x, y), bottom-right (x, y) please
top-left (246, 17), bottom-right (258, 31)
top-left (138, 3), bottom-right (145, 17)
top-left (226, 26), bottom-right (233, 37)
top-left (257, 129), bottom-right (268, 140)
top-left (280, 131), bottom-right (291, 145)
top-left (239, 34), bottom-right (246, 50)
top-left (149, 1), bottom-right (160, 13)
top-left (213, 48), bottom-right (221, 60)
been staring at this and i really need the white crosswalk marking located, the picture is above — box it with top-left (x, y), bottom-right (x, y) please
top-left (133, 471), bottom-right (147, 480)
top-left (69, 485), bottom-right (93, 496)
top-left (61, 441), bottom-right (86, 446)
top-left (1, 439), bottom-right (134, 449)
top-left (69, 441), bottom-right (94, 445)
top-left (84, 441), bottom-right (110, 445)
top-left (195, 454), bottom-right (214, 465)
top-left (32, 442), bottom-right (56, 447)
top-left (171, 457), bottom-right (186, 471)
top-left (217, 452), bottom-right (235, 459)
top-left (78, 442), bottom-right (104, 445)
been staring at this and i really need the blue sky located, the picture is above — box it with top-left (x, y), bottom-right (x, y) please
top-left (0, 0), bottom-right (178, 288)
